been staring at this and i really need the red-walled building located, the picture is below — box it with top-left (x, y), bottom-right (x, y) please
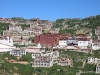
top-left (34, 33), bottom-right (70, 47)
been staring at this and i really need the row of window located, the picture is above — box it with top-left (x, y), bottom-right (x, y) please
top-left (33, 63), bottom-right (50, 66)
top-left (59, 62), bottom-right (69, 63)
top-left (33, 54), bottom-right (53, 56)
top-left (12, 51), bottom-right (26, 53)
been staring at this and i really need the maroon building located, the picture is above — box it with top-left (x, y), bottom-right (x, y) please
top-left (34, 33), bottom-right (70, 47)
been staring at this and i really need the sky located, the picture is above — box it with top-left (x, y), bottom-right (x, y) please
top-left (0, 0), bottom-right (100, 21)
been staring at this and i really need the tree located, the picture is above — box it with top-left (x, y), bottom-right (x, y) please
top-left (28, 37), bottom-right (34, 42)
top-left (19, 53), bottom-right (32, 62)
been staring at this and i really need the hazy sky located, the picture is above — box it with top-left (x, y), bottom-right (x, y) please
top-left (0, 0), bottom-right (100, 21)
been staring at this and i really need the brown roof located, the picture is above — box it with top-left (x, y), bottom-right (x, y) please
top-left (92, 39), bottom-right (100, 43)
top-left (13, 40), bottom-right (22, 42)
top-left (74, 34), bottom-right (87, 37)
top-left (40, 33), bottom-right (70, 37)
top-left (58, 58), bottom-right (71, 62)
top-left (0, 36), bottom-right (7, 40)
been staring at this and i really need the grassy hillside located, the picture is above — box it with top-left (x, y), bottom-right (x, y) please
top-left (0, 22), bottom-right (9, 35)
top-left (0, 50), bottom-right (100, 75)
top-left (52, 15), bottom-right (100, 37)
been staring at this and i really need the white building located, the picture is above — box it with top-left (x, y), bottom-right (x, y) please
top-left (0, 43), bottom-right (15, 52)
top-left (0, 36), bottom-right (13, 46)
top-left (57, 37), bottom-right (78, 49)
top-left (0, 36), bottom-right (15, 52)
top-left (78, 40), bottom-right (88, 49)
top-left (88, 57), bottom-right (100, 64)
top-left (32, 51), bottom-right (59, 59)
top-left (78, 38), bottom-right (92, 49)
top-left (88, 57), bottom-right (100, 74)
top-left (96, 62), bottom-right (100, 74)
top-left (74, 34), bottom-right (92, 48)
top-left (88, 57), bottom-right (98, 64)
top-left (59, 40), bottom-right (67, 46)
top-left (78, 39), bottom-right (88, 47)
top-left (10, 48), bottom-right (26, 57)
top-left (92, 40), bottom-right (100, 50)
top-left (32, 52), bottom-right (53, 59)
top-left (32, 56), bottom-right (53, 67)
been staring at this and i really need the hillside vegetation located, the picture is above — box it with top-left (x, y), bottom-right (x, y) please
top-left (0, 22), bottom-right (9, 34)
top-left (52, 15), bottom-right (100, 37)
top-left (0, 50), bottom-right (100, 75)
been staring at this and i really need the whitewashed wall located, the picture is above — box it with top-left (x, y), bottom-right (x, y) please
top-left (59, 40), bottom-right (67, 46)
top-left (92, 43), bottom-right (100, 50)
top-left (78, 41), bottom-right (88, 47)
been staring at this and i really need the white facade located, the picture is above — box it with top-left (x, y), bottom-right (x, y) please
top-left (88, 57), bottom-right (100, 64)
top-left (0, 37), bottom-right (13, 46)
top-left (10, 48), bottom-right (26, 57)
top-left (88, 57), bottom-right (98, 64)
top-left (32, 51), bottom-right (59, 59)
top-left (0, 43), bottom-right (15, 52)
top-left (96, 62), bottom-right (100, 74)
top-left (88, 57), bottom-right (100, 74)
top-left (92, 40), bottom-right (100, 50)
top-left (32, 56), bottom-right (53, 67)
top-left (78, 41), bottom-right (89, 47)
top-left (59, 40), bottom-right (67, 46)
top-left (0, 36), bottom-right (15, 52)
top-left (32, 52), bottom-right (53, 59)
top-left (92, 43), bottom-right (100, 50)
